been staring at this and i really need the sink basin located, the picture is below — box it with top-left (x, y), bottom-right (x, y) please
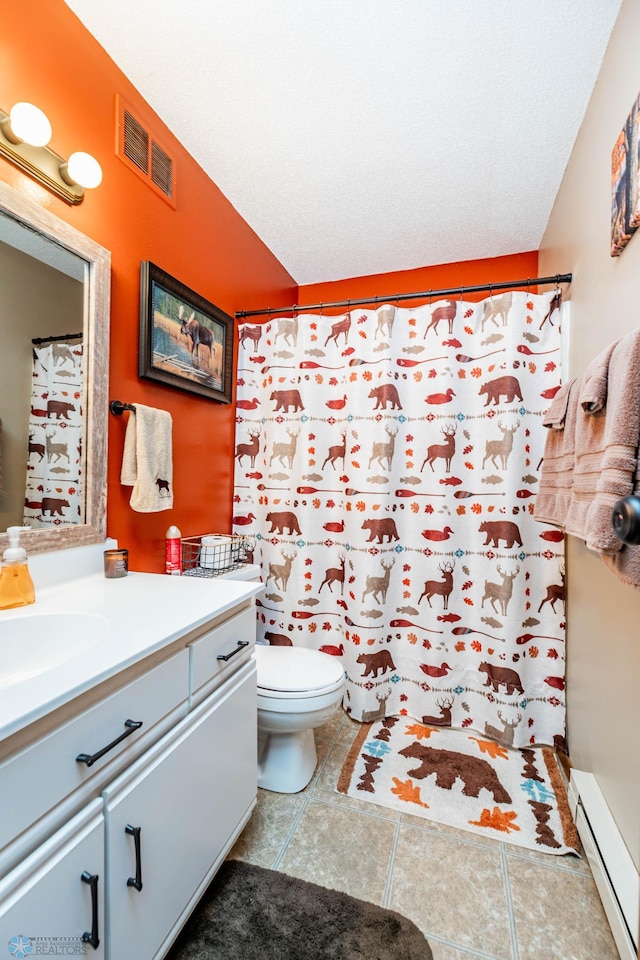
top-left (0, 612), bottom-right (109, 688)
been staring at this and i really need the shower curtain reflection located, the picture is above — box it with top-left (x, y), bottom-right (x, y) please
top-left (24, 337), bottom-right (84, 527)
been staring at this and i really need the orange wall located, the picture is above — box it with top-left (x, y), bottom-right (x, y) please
top-left (3, 3), bottom-right (538, 573)
top-left (2, 1), bottom-right (296, 571)
top-left (299, 252), bottom-right (539, 314)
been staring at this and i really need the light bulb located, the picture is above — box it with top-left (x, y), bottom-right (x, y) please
top-left (9, 102), bottom-right (52, 147)
top-left (65, 152), bottom-right (103, 189)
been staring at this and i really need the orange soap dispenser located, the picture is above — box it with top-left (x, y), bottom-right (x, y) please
top-left (0, 526), bottom-right (36, 610)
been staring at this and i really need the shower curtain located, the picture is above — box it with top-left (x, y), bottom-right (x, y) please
top-left (24, 340), bottom-right (84, 527)
top-left (233, 291), bottom-right (566, 750)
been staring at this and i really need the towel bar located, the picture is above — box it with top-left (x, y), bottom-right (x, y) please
top-left (109, 400), bottom-right (136, 416)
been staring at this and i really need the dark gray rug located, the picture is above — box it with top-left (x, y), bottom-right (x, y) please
top-left (167, 859), bottom-right (433, 960)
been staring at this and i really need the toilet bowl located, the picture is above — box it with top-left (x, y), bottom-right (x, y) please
top-left (215, 565), bottom-right (346, 793)
top-left (255, 645), bottom-right (345, 793)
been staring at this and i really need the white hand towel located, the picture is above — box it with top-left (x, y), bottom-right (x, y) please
top-left (120, 403), bottom-right (173, 512)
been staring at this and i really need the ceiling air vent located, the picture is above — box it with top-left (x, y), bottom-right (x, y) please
top-left (116, 95), bottom-right (176, 207)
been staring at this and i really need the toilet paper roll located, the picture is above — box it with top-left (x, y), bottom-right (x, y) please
top-left (200, 535), bottom-right (236, 571)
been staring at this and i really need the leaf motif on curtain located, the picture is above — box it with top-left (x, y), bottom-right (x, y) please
top-left (233, 293), bottom-right (566, 750)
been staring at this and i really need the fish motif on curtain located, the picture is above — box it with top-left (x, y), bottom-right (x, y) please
top-left (24, 340), bottom-right (84, 527)
top-left (233, 291), bottom-right (566, 750)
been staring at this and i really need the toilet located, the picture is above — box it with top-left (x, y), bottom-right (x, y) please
top-left (215, 564), bottom-right (345, 793)
top-left (255, 644), bottom-right (345, 793)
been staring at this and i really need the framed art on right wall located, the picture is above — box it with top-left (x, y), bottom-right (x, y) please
top-left (611, 92), bottom-right (640, 256)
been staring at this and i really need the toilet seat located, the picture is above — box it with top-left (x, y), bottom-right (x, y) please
top-left (255, 645), bottom-right (344, 699)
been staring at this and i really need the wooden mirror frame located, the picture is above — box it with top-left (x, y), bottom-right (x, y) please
top-left (0, 180), bottom-right (110, 555)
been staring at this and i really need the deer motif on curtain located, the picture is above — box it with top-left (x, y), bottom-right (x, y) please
top-left (233, 291), bottom-right (566, 750)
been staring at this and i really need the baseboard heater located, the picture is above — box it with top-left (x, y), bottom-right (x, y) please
top-left (569, 770), bottom-right (638, 960)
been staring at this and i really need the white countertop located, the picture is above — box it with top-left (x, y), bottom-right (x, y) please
top-left (0, 566), bottom-right (262, 741)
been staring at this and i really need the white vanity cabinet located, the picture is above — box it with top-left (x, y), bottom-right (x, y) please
top-left (0, 588), bottom-right (258, 960)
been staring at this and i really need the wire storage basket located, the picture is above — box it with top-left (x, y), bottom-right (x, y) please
top-left (181, 534), bottom-right (255, 578)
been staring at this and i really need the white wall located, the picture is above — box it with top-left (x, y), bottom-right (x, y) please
top-left (539, 0), bottom-right (639, 871)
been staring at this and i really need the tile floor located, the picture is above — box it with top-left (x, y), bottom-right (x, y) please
top-left (229, 711), bottom-right (621, 960)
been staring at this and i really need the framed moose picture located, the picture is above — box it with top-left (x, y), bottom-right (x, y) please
top-left (139, 261), bottom-right (234, 402)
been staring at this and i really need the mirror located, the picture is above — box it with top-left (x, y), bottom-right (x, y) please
top-left (0, 179), bottom-right (110, 555)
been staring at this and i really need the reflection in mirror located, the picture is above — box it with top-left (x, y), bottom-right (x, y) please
top-left (0, 180), bottom-right (110, 555)
top-left (0, 224), bottom-right (84, 530)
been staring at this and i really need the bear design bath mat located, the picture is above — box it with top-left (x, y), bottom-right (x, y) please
top-left (337, 717), bottom-right (579, 856)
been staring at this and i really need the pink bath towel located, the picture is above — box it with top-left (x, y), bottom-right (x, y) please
top-left (536, 328), bottom-right (640, 584)
top-left (578, 338), bottom-right (619, 413)
top-left (535, 380), bottom-right (579, 529)
top-left (571, 329), bottom-right (640, 554)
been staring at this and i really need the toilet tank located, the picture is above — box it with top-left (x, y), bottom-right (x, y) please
top-left (215, 564), bottom-right (261, 582)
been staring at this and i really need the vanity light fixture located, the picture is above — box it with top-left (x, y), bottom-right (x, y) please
top-left (0, 101), bottom-right (102, 204)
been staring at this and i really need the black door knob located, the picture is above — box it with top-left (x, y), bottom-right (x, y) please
top-left (612, 496), bottom-right (640, 545)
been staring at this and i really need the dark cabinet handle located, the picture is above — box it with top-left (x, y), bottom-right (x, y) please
top-left (217, 640), bottom-right (249, 662)
top-left (76, 719), bottom-right (143, 767)
top-left (125, 824), bottom-right (143, 891)
top-left (81, 870), bottom-right (100, 949)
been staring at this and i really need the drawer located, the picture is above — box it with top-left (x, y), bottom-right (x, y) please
top-left (0, 650), bottom-right (189, 853)
top-left (189, 605), bottom-right (255, 698)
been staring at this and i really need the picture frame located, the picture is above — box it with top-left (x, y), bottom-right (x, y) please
top-left (139, 261), bottom-right (234, 402)
top-left (630, 92), bottom-right (640, 230)
top-left (611, 93), bottom-right (639, 256)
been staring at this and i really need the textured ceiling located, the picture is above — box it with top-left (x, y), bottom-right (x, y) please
top-left (64, 1), bottom-right (622, 285)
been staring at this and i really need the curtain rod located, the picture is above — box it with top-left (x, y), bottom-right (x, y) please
top-left (235, 273), bottom-right (572, 319)
top-left (32, 331), bottom-right (83, 345)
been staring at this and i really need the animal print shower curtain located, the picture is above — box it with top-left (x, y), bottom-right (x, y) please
top-left (24, 340), bottom-right (84, 527)
top-left (233, 291), bottom-right (566, 750)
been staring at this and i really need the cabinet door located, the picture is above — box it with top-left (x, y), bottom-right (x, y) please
top-left (104, 661), bottom-right (256, 960)
top-left (0, 799), bottom-right (104, 958)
